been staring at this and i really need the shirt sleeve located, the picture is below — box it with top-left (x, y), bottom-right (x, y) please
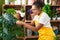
top-left (39, 13), bottom-right (50, 25)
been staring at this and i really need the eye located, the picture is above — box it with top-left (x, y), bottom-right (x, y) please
top-left (32, 9), bottom-right (38, 11)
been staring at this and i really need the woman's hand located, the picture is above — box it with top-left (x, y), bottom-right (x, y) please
top-left (16, 20), bottom-right (24, 25)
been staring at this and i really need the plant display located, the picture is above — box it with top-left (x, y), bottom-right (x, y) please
top-left (0, 13), bottom-right (17, 40)
top-left (42, 4), bottom-right (51, 17)
top-left (0, 11), bottom-right (24, 40)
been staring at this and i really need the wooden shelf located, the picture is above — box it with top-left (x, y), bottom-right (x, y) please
top-left (26, 5), bottom-right (32, 6)
top-left (51, 5), bottom-right (60, 7)
top-left (50, 20), bottom-right (60, 22)
top-left (25, 36), bottom-right (38, 38)
top-left (3, 4), bottom-right (32, 7)
top-left (16, 36), bottom-right (24, 39)
top-left (3, 4), bottom-right (22, 10)
top-left (16, 36), bottom-right (38, 39)
top-left (2, 4), bottom-right (32, 10)
top-left (3, 4), bottom-right (22, 6)
top-left (25, 20), bottom-right (31, 23)
top-left (27, 5), bottom-right (32, 6)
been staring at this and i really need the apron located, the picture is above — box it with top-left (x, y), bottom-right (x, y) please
top-left (34, 13), bottom-right (56, 40)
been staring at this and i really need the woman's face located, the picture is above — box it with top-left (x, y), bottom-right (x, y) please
top-left (31, 5), bottom-right (41, 15)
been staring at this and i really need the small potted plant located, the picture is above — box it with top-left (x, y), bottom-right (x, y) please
top-left (20, 7), bottom-right (25, 17)
top-left (9, 0), bottom-right (16, 5)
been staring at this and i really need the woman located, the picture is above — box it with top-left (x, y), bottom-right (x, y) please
top-left (16, 1), bottom-right (56, 40)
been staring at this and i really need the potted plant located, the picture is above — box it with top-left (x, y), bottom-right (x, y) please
top-left (0, 8), bottom-right (24, 40)
top-left (9, 0), bottom-right (16, 5)
top-left (0, 12), bottom-right (24, 40)
top-left (20, 7), bottom-right (25, 17)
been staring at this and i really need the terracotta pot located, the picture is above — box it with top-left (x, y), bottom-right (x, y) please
top-left (13, 13), bottom-right (20, 19)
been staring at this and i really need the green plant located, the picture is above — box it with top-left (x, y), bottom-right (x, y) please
top-left (20, 7), bottom-right (25, 13)
top-left (0, 13), bottom-right (17, 40)
top-left (51, 7), bottom-right (57, 17)
top-left (55, 36), bottom-right (59, 40)
top-left (0, 13), bottom-right (24, 40)
top-left (42, 4), bottom-right (52, 17)
top-left (6, 8), bottom-right (16, 15)
top-left (9, 0), bottom-right (16, 2)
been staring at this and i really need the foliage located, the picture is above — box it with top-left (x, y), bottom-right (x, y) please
top-left (57, 14), bottom-right (60, 17)
top-left (9, 0), bottom-right (16, 2)
top-left (0, 13), bottom-right (24, 40)
top-left (55, 36), bottom-right (59, 40)
top-left (13, 25), bottom-right (24, 37)
top-left (42, 4), bottom-right (51, 17)
top-left (51, 7), bottom-right (57, 17)
top-left (20, 7), bottom-right (25, 13)
top-left (6, 8), bottom-right (16, 15)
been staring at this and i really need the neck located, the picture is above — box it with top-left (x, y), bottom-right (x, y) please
top-left (38, 11), bottom-right (42, 16)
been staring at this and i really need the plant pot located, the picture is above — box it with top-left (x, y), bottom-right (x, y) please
top-left (52, 17), bottom-right (56, 20)
top-left (57, 17), bottom-right (60, 20)
top-left (20, 12), bottom-right (25, 17)
top-left (13, 13), bottom-right (20, 19)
